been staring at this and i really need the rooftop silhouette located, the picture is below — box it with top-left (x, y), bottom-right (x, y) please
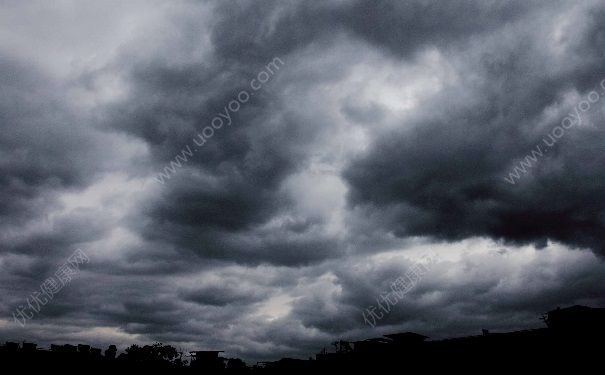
top-left (2, 305), bottom-right (604, 373)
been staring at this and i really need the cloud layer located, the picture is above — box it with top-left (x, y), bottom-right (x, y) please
top-left (1, 0), bottom-right (605, 362)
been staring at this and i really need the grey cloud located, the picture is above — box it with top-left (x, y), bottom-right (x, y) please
top-left (2, 0), bottom-right (605, 364)
top-left (345, 1), bottom-right (605, 255)
top-left (210, 0), bottom-right (539, 61)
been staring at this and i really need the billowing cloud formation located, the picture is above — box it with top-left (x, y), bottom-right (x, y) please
top-left (345, 1), bottom-right (605, 254)
top-left (1, 0), bottom-right (604, 362)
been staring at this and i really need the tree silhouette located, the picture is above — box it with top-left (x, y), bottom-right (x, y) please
top-left (123, 342), bottom-right (179, 365)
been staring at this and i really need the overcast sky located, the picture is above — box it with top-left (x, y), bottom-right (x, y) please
top-left (2, 0), bottom-right (605, 362)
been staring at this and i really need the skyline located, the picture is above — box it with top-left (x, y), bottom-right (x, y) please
top-left (1, 0), bottom-right (605, 362)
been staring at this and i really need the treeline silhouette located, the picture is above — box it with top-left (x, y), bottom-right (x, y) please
top-left (2, 305), bottom-right (604, 373)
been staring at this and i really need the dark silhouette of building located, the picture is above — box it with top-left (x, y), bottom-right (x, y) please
top-left (189, 350), bottom-right (225, 371)
top-left (543, 304), bottom-right (605, 333)
top-left (1, 305), bottom-right (604, 373)
top-left (22, 342), bottom-right (37, 352)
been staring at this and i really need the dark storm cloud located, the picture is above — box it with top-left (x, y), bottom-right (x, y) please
top-left (181, 283), bottom-right (268, 307)
top-left (345, 1), bottom-right (605, 255)
top-left (3, 0), bottom-right (605, 364)
top-left (284, 247), bottom-right (605, 341)
top-left (105, 0), bottom-right (541, 267)
top-left (210, 0), bottom-right (538, 61)
top-left (0, 55), bottom-right (89, 221)
top-left (0, 53), bottom-right (124, 294)
top-left (101, 14), bottom-right (334, 265)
